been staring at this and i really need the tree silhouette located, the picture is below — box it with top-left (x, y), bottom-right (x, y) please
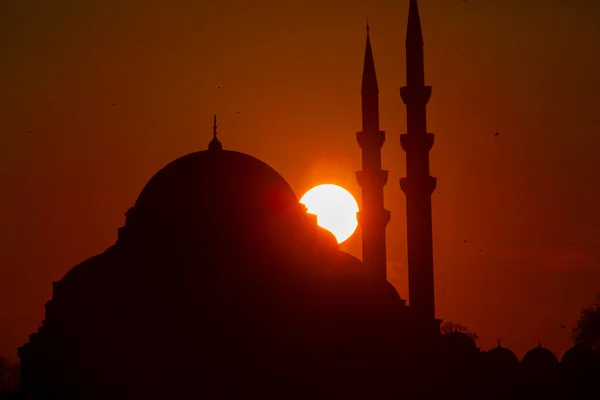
top-left (572, 292), bottom-right (600, 350)
top-left (0, 357), bottom-right (19, 393)
top-left (0, 357), bottom-right (6, 391)
top-left (440, 321), bottom-right (479, 341)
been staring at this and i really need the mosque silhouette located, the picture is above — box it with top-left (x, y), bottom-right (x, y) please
top-left (17, 0), bottom-right (600, 399)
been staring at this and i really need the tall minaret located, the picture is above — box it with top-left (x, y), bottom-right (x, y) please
top-left (399, 0), bottom-right (437, 323)
top-left (356, 23), bottom-right (391, 280)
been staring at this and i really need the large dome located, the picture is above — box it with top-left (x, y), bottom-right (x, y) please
top-left (134, 149), bottom-right (301, 227)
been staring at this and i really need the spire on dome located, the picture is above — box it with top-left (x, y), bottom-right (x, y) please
top-left (208, 114), bottom-right (222, 151)
top-left (497, 338), bottom-right (501, 348)
top-left (538, 340), bottom-right (542, 348)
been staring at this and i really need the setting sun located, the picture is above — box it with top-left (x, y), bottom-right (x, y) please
top-left (300, 184), bottom-right (359, 244)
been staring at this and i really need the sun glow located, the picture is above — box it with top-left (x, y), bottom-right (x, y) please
top-left (300, 184), bottom-right (359, 244)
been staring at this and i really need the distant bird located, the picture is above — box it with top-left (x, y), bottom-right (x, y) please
top-left (560, 325), bottom-right (566, 328)
top-left (478, 249), bottom-right (482, 251)
top-left (494, 131), bottom-right (499, 137)
top-left (112, 103), bottom-right (116, 106)
top-left (464, 240), bottom-right (468, 243)
top-left (27, 131), bottom-right (32, 134)
top-left (217, 86), bottom-right (221, 89)
top-left (437, 192), bottom-right (441, 195)
top-left (236, 111), bottom-right (240, 114)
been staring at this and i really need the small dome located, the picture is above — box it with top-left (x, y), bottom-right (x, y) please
top-left (561, 344), bottom-right (595, 368)
top-left (522, 343), bottom-right (558, 368)
top-left (134, 150), bottom-right (300, 227)
top-left (485, 343), bottom-right (519, 369)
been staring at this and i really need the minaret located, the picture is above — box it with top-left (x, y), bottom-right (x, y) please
top-left (356, 23), bottom-right (391, 280)
top-left (399, 0), bottom-right (437, 323)
top-left (208, 114), bottom-right (222, 151)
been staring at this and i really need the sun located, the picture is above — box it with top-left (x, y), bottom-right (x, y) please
top-left (299, 184), bottom-right (359, 244)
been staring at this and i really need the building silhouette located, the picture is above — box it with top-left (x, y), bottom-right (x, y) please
top-left (16, 0), bottom-right (600, 399)
top-left (18, 119), bottom-right (415, 398)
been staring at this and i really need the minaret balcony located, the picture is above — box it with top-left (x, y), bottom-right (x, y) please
top-left (356, 130), bottom-right (386, 149)
top-left (400, 132), bottom-right (434, 153)
top-left (356, 170), bottom-right (389, 189)
top-left (400, 85), bottom-right (431, 106)
top-left (399, 175), bottom-right (437, 196)
top-left (357, 209), bottom-right (391, 227)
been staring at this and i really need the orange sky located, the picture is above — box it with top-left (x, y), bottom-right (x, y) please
top-left (1, 0), bottom-right (600, 361)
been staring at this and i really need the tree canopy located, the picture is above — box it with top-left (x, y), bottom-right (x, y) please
top-left (440, 321), bottom-right (479, 341)
top-left (573, 292), bottom-right (600, 350)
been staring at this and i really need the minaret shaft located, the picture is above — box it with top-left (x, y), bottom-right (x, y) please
top-left (400, 0), bottom-right (437, 322)
top-left (356, 27), bottom-right (390, 281)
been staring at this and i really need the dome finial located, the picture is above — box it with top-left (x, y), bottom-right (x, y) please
top-left (538, 339), bottom-right (542, 348)
top-left (208, 114), bottom-right (222, 151)
top-left (366, 18), bottom-right (370, 35)
top-left (497, 337), bottom-right (501, 348)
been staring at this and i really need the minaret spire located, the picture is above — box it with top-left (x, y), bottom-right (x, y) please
top-left (406, 0), bottom-right (425, 87)
top-left (208, 114), bottom-right (222, 151)
top-left (407, 0), bottom-right (424, 45)
top-left (355, 25), bottom-right (392, 282)
top-left (399, 0), bottom-right (438, 330)
top-left (361, 23), bottom-right (379, 132)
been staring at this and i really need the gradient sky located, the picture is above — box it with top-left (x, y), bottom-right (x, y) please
top-left (1, 0), bottom-right (600, 361)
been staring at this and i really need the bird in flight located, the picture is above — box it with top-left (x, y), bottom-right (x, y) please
top-left (494, 132), bottom-right (499, 137)
top-left (464, 240), bottom-right (468, 243)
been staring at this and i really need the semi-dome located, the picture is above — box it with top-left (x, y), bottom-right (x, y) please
top-left (522, 343), bottom-right (558, 368)
top-left (134, 149), bottom-right (301, 227)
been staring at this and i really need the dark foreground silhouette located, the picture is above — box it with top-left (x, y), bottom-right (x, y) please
top-left (14, 142), bottom-right (600, 400)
